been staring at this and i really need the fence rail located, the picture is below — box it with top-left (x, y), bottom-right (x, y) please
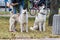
top-left (0, 6), bottom-right (8, 8)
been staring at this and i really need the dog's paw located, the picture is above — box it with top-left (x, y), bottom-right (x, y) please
top-left (9, 31), bottom-right (15, 32)
top-left (9, 30), bottom-right (16, 32)
top-left (30, 27), bottom-right (35, 31)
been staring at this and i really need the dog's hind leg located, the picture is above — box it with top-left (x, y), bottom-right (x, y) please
top-left (9, 22), bottom-right (13, 31)
top-left (9, 19), bottom-right (16, 32)
top-left (33, 23), bottom-right (38, 30)
top-left (20, 23), bottom-right (26, 32)
top-left (12, 24), bottom-right (16, 32)
top-left (13, 21), bottom-right (17, 31)
top-left (9, 21), bottom-right (15, 32)
top-left (30, 21), bottom-right (39, 30)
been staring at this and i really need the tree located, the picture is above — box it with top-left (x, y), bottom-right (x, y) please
top-left (58, 0), bottom-right (60, 7)
top-left (24, 0), bottom-right (29, 11)
top-left (48, 0), bottom-right (59, 26)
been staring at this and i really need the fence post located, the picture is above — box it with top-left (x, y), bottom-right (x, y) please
top-left (4, 0), bottom-right (8, 11)
top-left (52, 14), bottom-right (60, 35)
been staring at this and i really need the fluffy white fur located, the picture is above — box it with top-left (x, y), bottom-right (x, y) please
top-left (30, 5), bottom-right (47, 31)
top-left (9, 9), bottom-right (28, 32)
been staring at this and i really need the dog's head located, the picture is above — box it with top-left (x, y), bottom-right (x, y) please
top-left (39, 5), bottom-right (45, 10)
top-left (22, 9), bottom-right (27, 14)
top-left (39, 5), bottom-right (47, 15)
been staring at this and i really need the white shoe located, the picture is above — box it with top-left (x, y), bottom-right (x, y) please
top-left (30, 27), bottom-right (35, 31)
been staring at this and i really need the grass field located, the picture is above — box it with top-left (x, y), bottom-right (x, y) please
top-left (0, 17), bottom-right (60, 39)
top-left (0, 11), bottom-right (9, 15)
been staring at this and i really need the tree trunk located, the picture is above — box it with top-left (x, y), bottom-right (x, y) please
top-left (58, 0), bottom-right (60, 7)
top-left (48, 0), bottom-right (59, 26)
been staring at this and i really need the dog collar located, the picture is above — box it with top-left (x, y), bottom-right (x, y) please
top-left (40, 13), bottom-right (45, 15)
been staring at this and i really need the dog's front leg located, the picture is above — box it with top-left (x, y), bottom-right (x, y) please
top-left (31, 21), bottom-right (39, 30)
top-left (39, 22), bottom-right (42, 31)
top-left (20, 23), bottom-right (25, 32)
top-left (26, 14), bottom-right (28, 32)
top-left (26, 23), bottom-right (28, 32)
top-left (43, 22), bottom-right (45, 31)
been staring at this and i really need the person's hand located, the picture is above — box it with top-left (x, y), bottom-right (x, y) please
top-left (11, 3), bottom-right (18, 6)
top-left (7, 2), bottom-right (10, 7)
top-left (15, 3), bottom-right (19, 5)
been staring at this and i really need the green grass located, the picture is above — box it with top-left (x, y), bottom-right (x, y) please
top-left (0, 17), bottom-right (60, 39)
top-left (0, 11), bottom-right (10, 15)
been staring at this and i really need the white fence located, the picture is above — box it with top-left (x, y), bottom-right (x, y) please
top-left (52, 14), bottom-right (60, 35)
top-left (0, 0), bottom-right (5, 6)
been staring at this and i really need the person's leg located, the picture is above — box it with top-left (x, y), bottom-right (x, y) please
top-left (13, 7), bottom-right (16, 14)
top-left (19, 5), bottom-right (23, 14)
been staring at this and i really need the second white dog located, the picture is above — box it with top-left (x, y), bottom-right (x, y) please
top-left (30, 5), bottom-right (47, 31)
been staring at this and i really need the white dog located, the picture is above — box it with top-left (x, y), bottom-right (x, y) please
top-left (9, 9), bottom-right (28, 32)
top-left (30, 5), bottom-right (47, 31)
